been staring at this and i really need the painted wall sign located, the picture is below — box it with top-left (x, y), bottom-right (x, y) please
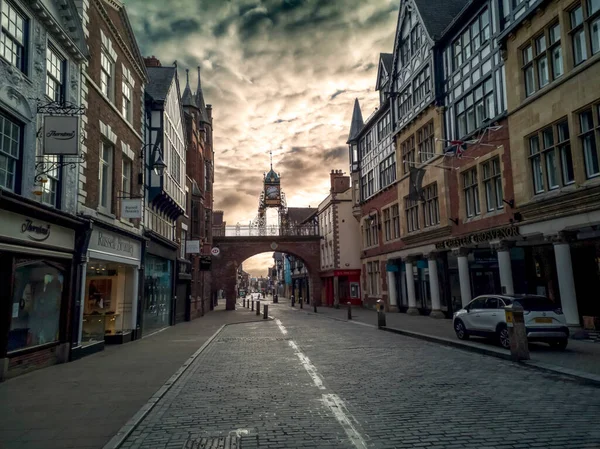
top-left (0, 210), bottom-right (74, 249)
top-left (88, 228), bottom-right (141, 260)
top-left (435, 226), bottom-right (520, 250)
top-left (43, 116), bottom-right (79, 155)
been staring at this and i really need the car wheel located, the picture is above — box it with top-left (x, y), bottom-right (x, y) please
top-left (454, 319), bottom-right (469, 340)
top-left (497, 324), bottom-right (510, 349)
top-left (551, 339), bottom-right (568, 350)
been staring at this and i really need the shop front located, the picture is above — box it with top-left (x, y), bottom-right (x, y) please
top-left (320, 270), bottom-right (361, 307)
top-left (142, 234), bottom-right (177, 336)
top-left (79, 225), bottom-right (143, 352)
top-left (0, 197), bottom-right (85, 380)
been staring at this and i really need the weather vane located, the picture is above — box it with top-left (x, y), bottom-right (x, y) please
top-left (269, 150), bottom-right (273, 169)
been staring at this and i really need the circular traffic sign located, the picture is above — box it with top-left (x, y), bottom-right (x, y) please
top-left (211, 247), bottom-right (220, 256)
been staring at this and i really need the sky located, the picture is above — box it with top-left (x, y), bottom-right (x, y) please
top-left (125, 0), bottom-right (400, 275)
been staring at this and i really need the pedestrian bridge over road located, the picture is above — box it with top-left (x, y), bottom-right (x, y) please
top-left (211, 225), bottom-right (321, 310)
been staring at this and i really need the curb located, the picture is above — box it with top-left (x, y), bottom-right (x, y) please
top-left (301, 310), bottom-right (600, 387)
top-left (102, 317), bottom-right (270, 449)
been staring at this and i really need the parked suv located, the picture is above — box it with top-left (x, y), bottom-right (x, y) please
top-left (453, 294), bottom-right (569, 350)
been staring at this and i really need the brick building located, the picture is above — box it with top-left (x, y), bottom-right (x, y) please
top-left (179, 67), bottom-right (215, 320)
top-left (75, 0), bottom-right (148, 356)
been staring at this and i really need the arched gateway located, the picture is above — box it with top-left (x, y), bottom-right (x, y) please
top-left (212, 236), bottom-right (321, 310)
top-left (211, 156), bottom-right (321, 310)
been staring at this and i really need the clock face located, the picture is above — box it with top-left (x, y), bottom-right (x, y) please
top-left (266, 186), bottom-right (279, 199)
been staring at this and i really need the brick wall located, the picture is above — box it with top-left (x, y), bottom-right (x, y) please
top-left (7, 347), bottom-right (59, 379)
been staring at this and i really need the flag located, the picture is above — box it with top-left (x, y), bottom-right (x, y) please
top-left (445, 140), bottom-right (468, 158)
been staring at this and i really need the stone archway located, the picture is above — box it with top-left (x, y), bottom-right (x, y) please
top-left (211, 235), bottom-right (321, 310)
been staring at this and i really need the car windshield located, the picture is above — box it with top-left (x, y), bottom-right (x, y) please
top-left (511, 295), bottom-right (557, 311)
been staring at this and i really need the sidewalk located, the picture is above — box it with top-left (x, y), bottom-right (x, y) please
top-left (0, 304), bottom-right (263, 449)
top-left (281, 297), bottom-right (600, 383)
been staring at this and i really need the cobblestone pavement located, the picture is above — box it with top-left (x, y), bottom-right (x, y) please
top-left (119, 302), bottom-right (600, 449)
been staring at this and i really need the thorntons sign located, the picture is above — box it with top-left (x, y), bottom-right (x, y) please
top-left (21, 219), bottom-right (51, 242)
top-left (435, 226), bottom-right (520, 250)
top-left (43, 116), bottom-right (79, 155)
top-left (89, 228), bottom-right (140, 260)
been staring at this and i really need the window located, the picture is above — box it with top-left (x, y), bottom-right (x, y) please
top-left (1, 1), bottom-right (27, 72)
top-left (99, 142), bottom-right (113, 211)
top-left (413, 66), bottom-right (430, 103)
top-left (400, 39), bottom-right (410, 66)
top-left (528, 120), bottom-right (574, 193)
top-left (397, 86), bottom-right (412, 119)
top-left (379, 154), bottom-right (396, 188)
top-left (46, 46), bottom-right (65, 102)
top-left (364, 214), bottom-right (379, 247)
top-left (418, 121), bottom-right (434, 162)
top-left (482, 157), bottom-right (503, 212)
top-left (522, 23), bottom-right (562, 97)
top-left (410, 25), bottom-right (421, 54)
top-left (122, 77), bottom-right (132, 122)
top-left (358, 139), bottom-right (366, 159)
top-left (580, 109), bottom-right (600, 178)
top-left (100, 48), bottom-right (114, 100)
top-left (377, 113), bottom-right (391, 141)
top-left (452, 8), bottom-right (490, 71)
top-left (365, 130), bottom-right (373, 154)
top-left (463, 168), bottom-right (480, 218)
top-left (405, 197), bottom-right (420, 232)
top-left (366, 170), bottom-right (374, 198)
top-left (122, 157), bottom-right (131, 196)
top-left (569, 2), bottom-right (600, 63)
top-left (8, 259), bottom-right (65, 352)
top-left (180, 229), bottom-right (187, 259)
top-left (401, 135), bottom-right (415, 174)
top-left (383, 208), bottom-right (392, 241)
top-left (367, 261), bottom-right (380, 295)
top-left (570, 5), bottom-right (587, 65)
top-left (37, 140), bottom-right (59, 207)
top-left (0, 112), bottom-right (21, 191)
top-left (360, 174), bottom-right (367, 201)
top-left (423, 183), bottom-right (440, 227)
top-left (391, 204), bottom-right (400, 239)
top-left (456, 78), bottom-right (494, 138)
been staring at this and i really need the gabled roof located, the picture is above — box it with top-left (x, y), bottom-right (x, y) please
top-left (347, 98), bottom-right (364, 143)
top-left (287, 207), bottom-right (316, 225)
top-left (413, 0), bottom-right (470, 40)
top-left (375, 53), bottom-right (393, 92)
top-left (146, 66), bottom-right (176, 102)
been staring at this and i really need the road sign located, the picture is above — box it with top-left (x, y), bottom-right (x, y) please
top-left (211, 247), bottom-right (220, 256)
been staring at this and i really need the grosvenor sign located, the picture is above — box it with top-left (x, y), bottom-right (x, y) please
top-left (435, 226), bottom-right (520, 250)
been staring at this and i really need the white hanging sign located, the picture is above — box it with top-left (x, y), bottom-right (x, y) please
top-left (185, 240), bottom-right (200, 254)
top-left (43, 116), bottom-right (79, 155)
top-left (121, 198), bottom-right (143, 219)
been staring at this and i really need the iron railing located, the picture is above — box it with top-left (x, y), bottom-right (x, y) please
top-left (213, 224), bottom-right (319, 237)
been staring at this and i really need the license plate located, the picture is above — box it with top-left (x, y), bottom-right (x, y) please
top-left (534, 317), bottom-right (553, 323)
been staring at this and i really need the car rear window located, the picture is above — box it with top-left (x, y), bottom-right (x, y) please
top-left (513, 296), bottom-right (557, 311)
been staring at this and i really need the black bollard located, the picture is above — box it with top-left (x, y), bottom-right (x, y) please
top-left (252, 300), bottom-right (254, 311)
top-left (263, 304), bottom-right (268, 319)
top-left (347, 302), bottom-right (352, 320)
top-left (377, 300), bottom-right (386, 329)
top-left (291, 296), bottom-right (295, 307)
top-left (243, 298), bottom-right (246, 308)
top-left (256, 300), bottom-right (261, 315)
top-left (314, 302), bottom-right (317, 313)
top-left (300, 297), bottom-right (303, 309)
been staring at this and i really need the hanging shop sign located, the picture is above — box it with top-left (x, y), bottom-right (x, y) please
top-left (435, 226), bottom-right (520, 250)
top-left (43, 116), bottom-right (79, 155)
top-left (121, 198), bottom-right (143, 219)
top-left (185, 240), bottom-right (200, 254)
top-left (199, 255), bottom-right (212, 270)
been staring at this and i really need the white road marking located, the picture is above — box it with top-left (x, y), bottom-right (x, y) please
top-left (275, 318), bottom-right (368, 449)
top-left (321, 393), bottom-right (368, 449)
top-left (275, 319), bottom-right (287, 335)
top-left (288, 341), bottom-right (326, 390)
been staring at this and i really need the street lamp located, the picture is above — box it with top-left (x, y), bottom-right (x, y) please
top-left (141, 136), bottom-right (168, 178)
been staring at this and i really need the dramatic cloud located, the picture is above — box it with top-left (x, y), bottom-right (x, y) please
top-left (126, 0), bottom-right (399, 274)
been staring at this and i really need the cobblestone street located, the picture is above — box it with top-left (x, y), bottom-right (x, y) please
top-left (118, 302), bottom-right (600, 449)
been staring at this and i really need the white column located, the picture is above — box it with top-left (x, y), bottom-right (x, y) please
top-left (77, 262), bottom-right (87, 345)
top-left (496, 244), bottom-right (514, 295)
top-left (131, 267), bottom-right (140, 335)
top-left (387, 270), bottom-right (398, 309)
top-left (455, 248), bottom-right (472, 307)
top-left (427, 254), bottom-right (444, 318)
top-left (553, 239), bottom-right (580, 327)
top-left (405, 259), bottom-right (419, 315)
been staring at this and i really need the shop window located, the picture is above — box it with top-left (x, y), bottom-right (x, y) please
top-left (1, 1), bottom-right (28, 73)
top-left (405, 196), bottom-right (420, 232)
top-left (401, 135), bottom-right (415, 174)
top-left (580, 108), bottom-right (600, 178)
top-left (0, 111), bottom-right (21, 192)
top-left (423, 183), bottom-right (440, 227)
top-left (522, 22), bottom-right (562, 98)
top-left (46, 45), bottom-right (65, 102)
top-left (528, 119), bottom-right (574, 193)
top-left (418, 121), bottom-right (435, 162)
top-left (9, 259), bottom-right (64, 352)
top-left (482, 157), bottom-right (504, 212)
top-left (463, 168), bottom-right (480, 218)
top-left (143, 255), bottom-right (173, 333)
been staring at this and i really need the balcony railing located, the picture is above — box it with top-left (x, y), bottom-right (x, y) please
top-left (213, 224), bottom-right (319, 237)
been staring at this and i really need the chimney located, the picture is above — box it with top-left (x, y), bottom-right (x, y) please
top-left (144, 55), bottom-right (161, 67)
top-left (330, 169), bottom-right (350, 194)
